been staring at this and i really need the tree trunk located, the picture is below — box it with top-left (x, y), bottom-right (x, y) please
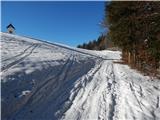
top-left (128, 51), bottom-right (131, 64)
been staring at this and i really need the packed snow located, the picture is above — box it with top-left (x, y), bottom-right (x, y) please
top-left (1, 32), bottom-right (160, 120)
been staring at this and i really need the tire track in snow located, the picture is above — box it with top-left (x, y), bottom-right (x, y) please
top-left (151, 96), bottom-right (160, 120)
top-left (60, 61), bottom-right (103, 120)
top-left (114, 63), bottom-right (160, 120)
top-left (1, 44), bottom-right (39, 72)
top-left (106, 63), bottom-right (118, 120)
top-left (2, 43), bottom-right (35, 62)
top-left (21, 56), bottom-right (73, 103)
top-left (10, 55), bottom-right (76, 119)
top-left (24, 36), bottom-right (120, 61)
top-left (61, 61), bottom-right (119, 120)
top-left (97, 62), bottom-right (113, 120)
top-left (129, 83), bottom-right (143, 111)
top-left (114, 65), bottom-right (144, 119)
top-left (156, 96), bottom-right (159, 108)
top-left (128, 78), bottom-right (158, 120)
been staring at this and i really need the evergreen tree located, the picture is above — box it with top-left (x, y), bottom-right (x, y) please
top-left (104, 1), bottom-right (160, 73)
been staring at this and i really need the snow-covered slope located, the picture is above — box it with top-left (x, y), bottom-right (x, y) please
top-left (1, 32), bottom-right (160, 120)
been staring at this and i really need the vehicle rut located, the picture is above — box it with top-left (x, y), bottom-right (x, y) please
top-left (1, 44), bottom-right (39, 72)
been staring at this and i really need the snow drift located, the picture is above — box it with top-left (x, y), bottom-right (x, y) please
top-left (1, 32), bottom-right (160, 120)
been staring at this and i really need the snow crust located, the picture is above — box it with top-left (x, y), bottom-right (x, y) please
top-left (1, 32), bottom-right (160, 120)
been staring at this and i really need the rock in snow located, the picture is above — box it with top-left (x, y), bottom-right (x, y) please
top-left (1, 32), bottom-right (160, 120)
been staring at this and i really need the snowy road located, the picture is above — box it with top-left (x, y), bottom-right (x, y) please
top-left (62, 60), bottom-right (160, 120)
top-left (1, 32), bottom-right (160, 120)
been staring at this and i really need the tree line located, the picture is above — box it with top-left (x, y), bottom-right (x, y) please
top-left (77, 34), bottom-right (113, 50)
top-left (104, 1), bottom-right (160, 76)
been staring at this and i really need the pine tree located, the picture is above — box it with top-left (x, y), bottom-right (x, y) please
top-left (105, 1), bottom-right (160, 74)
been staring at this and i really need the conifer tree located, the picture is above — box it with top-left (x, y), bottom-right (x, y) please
top-left (104, 1), bottom-right (160, 72)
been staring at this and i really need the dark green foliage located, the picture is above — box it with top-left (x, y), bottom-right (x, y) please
top-left (104, 1), bottom-right (160, 74)
top-left (77, 35), bottom-right (111, 50)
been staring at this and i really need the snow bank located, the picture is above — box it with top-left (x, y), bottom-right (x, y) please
top-left (1, 32), bottom-right (160, 120)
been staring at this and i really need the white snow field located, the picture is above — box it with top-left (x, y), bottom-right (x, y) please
top-left (1, 32), bottom-right (160, 120)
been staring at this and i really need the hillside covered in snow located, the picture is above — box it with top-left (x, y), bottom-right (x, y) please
top-left (1, 32), bottom-right (160, 120)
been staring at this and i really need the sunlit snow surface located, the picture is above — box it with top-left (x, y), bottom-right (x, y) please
top-left (1, 32), bottom-right (160, 120)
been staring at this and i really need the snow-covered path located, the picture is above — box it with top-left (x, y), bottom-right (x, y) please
top-left (62, 60), bottom-right (118, 120)
top-left (62, 60), bottom-right (160, 120)
top-left (1, 32), bottom-right (160, 120)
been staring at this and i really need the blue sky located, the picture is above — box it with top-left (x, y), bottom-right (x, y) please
top-left (2, 1), bottom-right (105, 47)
